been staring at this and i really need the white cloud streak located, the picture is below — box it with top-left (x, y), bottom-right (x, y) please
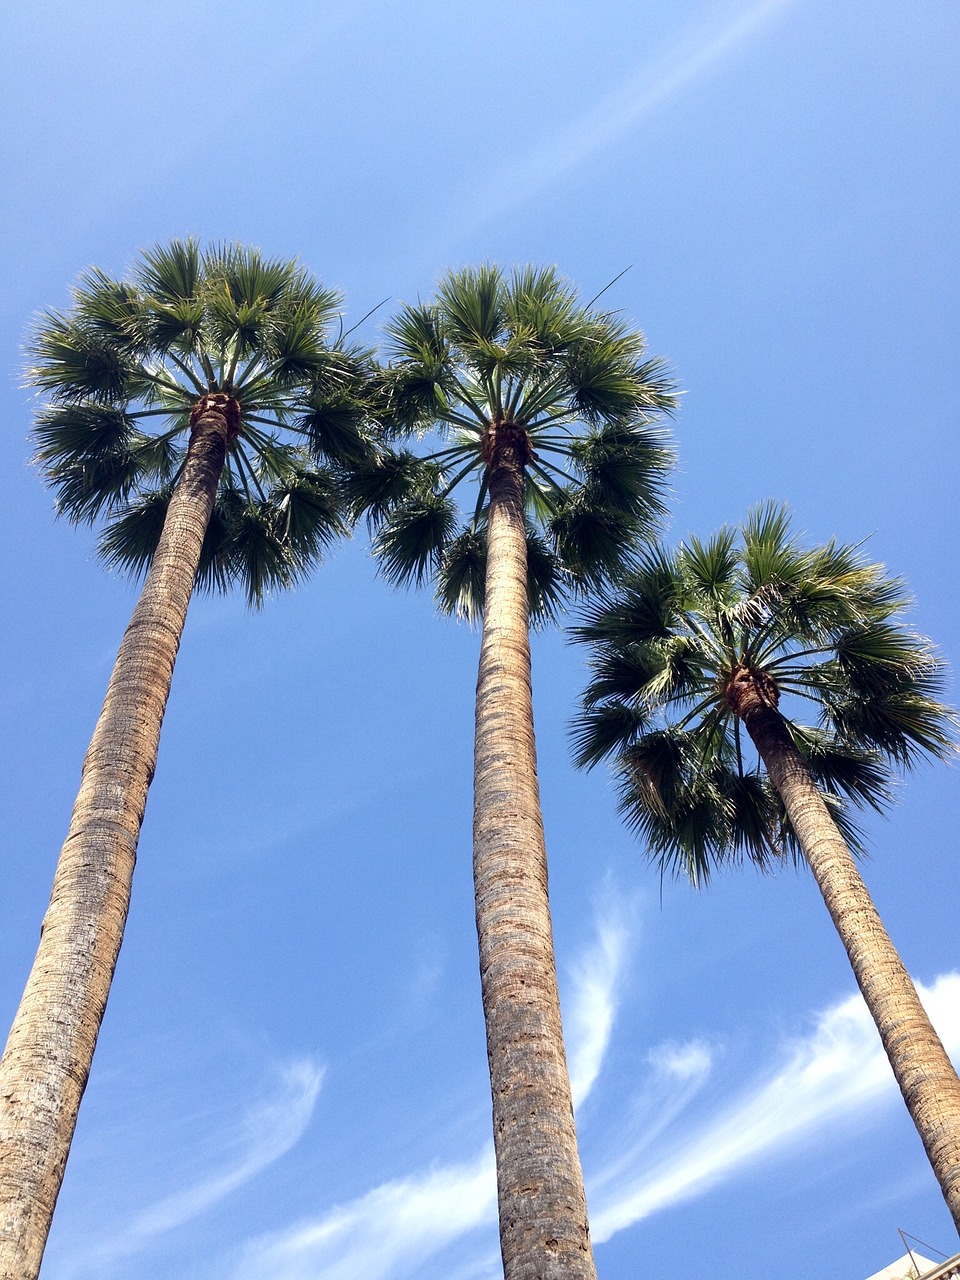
top-left (70, 1059), bottom-right (324, 1276)
top-left (565, 900), bottom-right (631, 1108)
top-left (227, 1148), bottom-right (497, 1280)
top-left (446, 0), bottom-right (799, 240)
top-left (591, 973), bottom-right (960, 1241)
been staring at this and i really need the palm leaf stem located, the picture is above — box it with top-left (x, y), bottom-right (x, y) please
top-left (128, 408), bottom-right (186, 421)
top-left (196, 348), bottom-right (219, 388)
top-left (525, 406), bottom-right (579, 430)
top-left (680, 612), bottom-right (730, 668)
top-left (695, 703), bottom-right (731, 763)
top-left (141, 368), bottom-right (194, 400)
top-left (234, 364), bottom-right (282, 401)
top-left (479, 370), bottom-right (497, 418)
top-left (516, 375), bottom-right (566, 423)
top-left (232, 354), bottom-right (264, 390)
top-left (166, 454), bottom-right (189, 493)
top-left (230, 443), bottom-right (266, 503)
top-left (243, 415), bottom-right (285, 434)
top-left (529, 442), bottom-right (576, 459)
top-left (524, 460), bottom-right (568, 509)
top-left (225, 338), bottom-right (244, 387)
top-left (435, 409), bottom-right (484, 434)
top-left (240, 421), bottom-right (284, 454)
top-left (423, 443), bottom-right (479, 462)
top-left (341, 296), bottom-right (389, 341)
top-left (138, 423), bottom-right (190, 450)
top-left (734, 716), bottom-right (745, 776)
top-left (492, 363), bottom-right (503, 418)
top-left (471, 472), bottom-right (490, 527)
top-left (742, 611), bottom-right (798, 666)
top-left (526, 452), bottom-right (574, 485)
top-left (583, 267), bottom-right (632, 310)
top-left (761, 643), bottom-right (837, 670)
top-left (438, 458), bottom-right (482, 502)
top-left (674, 691), bottom-right (725, 733)
top-left (449, 376), bottom-right (488, 424)
top-left (164, 352), bottom-right (207, 395)
top-left (773, 679), bottom-right (832, 706)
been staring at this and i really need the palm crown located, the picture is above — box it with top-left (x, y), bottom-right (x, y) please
top-left (351, 264), bottom-right (676, 619)
top-left (572, 503), bottom-right (955, 883)
top-left (28, 239), bottom-right (371, 602)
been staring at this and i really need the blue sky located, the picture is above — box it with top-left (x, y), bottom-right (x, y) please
top-left (1, 1), bottom-right (958, 1277)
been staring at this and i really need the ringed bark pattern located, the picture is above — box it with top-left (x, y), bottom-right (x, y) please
top-left (730, 668), bottom-right (960, 1233)
top-left (0, 397), bottom-right (231, 1280)
top-left (473, 431), bottom-right (597, 1280)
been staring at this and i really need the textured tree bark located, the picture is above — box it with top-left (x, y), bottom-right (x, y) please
top-left (731, 671), bottom-right (960, 1234)
top-left (0, 397), bottom-right (232, 1279)
top-left (474, 431), bottom-right (597, 1280)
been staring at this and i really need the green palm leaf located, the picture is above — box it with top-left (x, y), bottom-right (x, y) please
top-left (572, 504), bottom-right (957, 888)
top-left (28, 239), bottom-right (372, 596)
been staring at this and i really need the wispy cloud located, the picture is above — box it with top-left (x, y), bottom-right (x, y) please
top-left (443, 0), bottom-right (799, 243)
top-left (564, 896), bottom-right (632, 1108)
top-left (67, 1059), bottom-right (324, 1277)
top-left (591, 973), bottom-right (960, 1241)
top-left (227, 1148), bottom-right (497, 1280)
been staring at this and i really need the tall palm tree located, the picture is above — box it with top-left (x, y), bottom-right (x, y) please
top-left (352, 264), bottom-right (676, 1279)
top-left (572, 503), bottom-right (960, 1230)
top-left (0, 240), bottom-right (371, 1278)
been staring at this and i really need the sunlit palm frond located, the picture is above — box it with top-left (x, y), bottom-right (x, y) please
top-left (437, 264), bottom-right (507, 350)
top-left (28, 239), bottom-right (368, 599)
top-left (28, 314), bottom-right (133, 405)
top-left (359, 264), bottom-right (675, 619)
top-left (567, 422), bottom-right (673, 517)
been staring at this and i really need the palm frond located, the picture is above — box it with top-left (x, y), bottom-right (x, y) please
top-left (345, 449), bottom-right (440, 524)
top-left (437, 526), bottom-right (487, 623)
top-left (571, 505), bottom-right (957, 890)
top-left (136, 239), bottom-right (201, 303)
top-left (373, 491), bottom-right (458, 588)
top-left (567, 421), bottom-right (674, 519)
top-left (27, 239), bottom-right (366, 603)
top-left (570, 702), bottom-right (650, 769)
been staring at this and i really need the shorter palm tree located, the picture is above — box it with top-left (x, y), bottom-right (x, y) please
top-left (352, 264), bottom-right (676, 1279)
top-left (1, 240), bottom-right (371, 1278)
top-left (572, 504), bottom-right (960, 1231)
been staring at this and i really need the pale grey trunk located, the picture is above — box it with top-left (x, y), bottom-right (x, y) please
top-left (474, 436), bottom-right (597, 1280)
top-left (0, 399), bottom-right (230, 1278)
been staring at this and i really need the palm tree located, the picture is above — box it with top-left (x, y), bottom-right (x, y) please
top-left (572, 503), bottom-right (960, 1231)
top-left (352, 264), bottom-right (676, 1279)
top-left (0, 240), bottom-right (371, 1278)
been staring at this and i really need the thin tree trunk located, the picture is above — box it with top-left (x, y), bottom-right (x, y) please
top-left (0, 397), bottom-right (231, 1279)
top-left (474, 436), bottom-right (597, 1280)
top-left (737, 686), bottom-right (960, 1233)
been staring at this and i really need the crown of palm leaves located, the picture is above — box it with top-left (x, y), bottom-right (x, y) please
top-left (348, 264), bottom-right (677, 622)
top-left (28, 239), bottom-right (374, 604)
top-left (572, 503), bottom-right (956, 883)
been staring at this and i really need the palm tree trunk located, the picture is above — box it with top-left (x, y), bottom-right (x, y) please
top-left (474, 436), bottom-right (597, 1280)
top-left (737, 686), bottom-right (960, 1233)
top-left (0, 396), bottom-right (232, 1279)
